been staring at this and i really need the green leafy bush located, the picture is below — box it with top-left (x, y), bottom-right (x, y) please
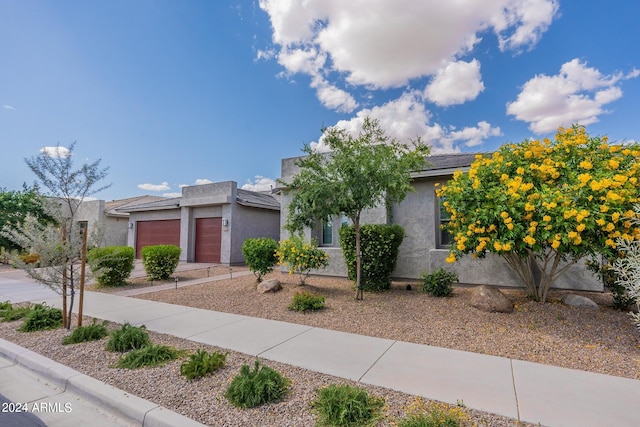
top-left (115, 344), bottom-right (182, 369)
top-left (421, 268), bottom-right (458, 297)
top-left (276, 236), bottom-right (329, 285)
top-left (288, 291), bottom-right (325, 312)
top-left (87, 246), bottom-right (135, 287)
top-left (18, 303), bottom-right (62, 332)
top-left (62, 320), bottom-right (109, 345)
top-left (340, 224), bottom-right (405, 292)
top-left (106, 323), bottom-right (150, 352)
top-left (312, 384), bottom-right (385, 427)
top-left (225, 360), bottom-right (290, 408)
top-left (180, 349), bottom-right (228, 380)
top-left (142, 245), bottom-right (181, 280)
top-left (587, 259), bottom-right (636, 310)
top-left (242, 237), bottom-right (279, 282)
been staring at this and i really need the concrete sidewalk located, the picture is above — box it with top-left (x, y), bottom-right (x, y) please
top-left (2, 270), bottom-right (640, 427)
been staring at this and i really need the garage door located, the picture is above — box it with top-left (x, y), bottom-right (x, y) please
top-left (195, 217), bottom-right (221, 263)
top-left (135, 219), bottom-right (180, 258)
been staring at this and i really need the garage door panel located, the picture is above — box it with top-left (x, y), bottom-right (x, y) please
top-left (195, 217), bottom-right (221, 263)
top-left (135, 219), bottom-right (180, 258)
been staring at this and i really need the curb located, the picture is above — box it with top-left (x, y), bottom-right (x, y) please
top-left (0, 338), bottom-right (204, 427)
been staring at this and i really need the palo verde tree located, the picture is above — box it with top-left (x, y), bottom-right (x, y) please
top-left (438, 125), bottom-right (640, 302)
top-left (2, 142), bottom-right (110, 328)
top-left (280, 117), bottom-right (430, 300)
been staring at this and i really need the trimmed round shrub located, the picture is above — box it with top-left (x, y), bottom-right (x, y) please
top-left (421, 268), bottom-right (458, 297)
top-left (141, 245), bottom-right (181, 280)
top-left (339, 224), bottom-right (405, 292)
top-left (242, 237), bottom-right (278, 282)
top-left (225, 360), bottom-right (290, 408)
top-left (87, 246), bottom-right (135, 287)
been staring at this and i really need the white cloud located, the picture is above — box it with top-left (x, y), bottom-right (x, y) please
top-left (506, 59), bottom-right (639, 134)
top-left (259, 0), bottom-right (558, 109)
top-left (194, 178), bottom-right (213, 185)
top-left (3, 104), bottom-right (15, 110)
top-left (40, 146), bottom-right (71, 158)
top-left (424, 59), bottom-right (485, 106)
top-left (137, 181), bottom-right (171, 192)
top-left (241, 176), bottom-right (276, 192)
top-left (310, 92), bottom-right (501, 153)
top-left (162, 192), bottom-right (182, 198)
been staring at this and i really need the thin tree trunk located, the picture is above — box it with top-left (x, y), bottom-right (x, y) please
top-left (67, 265), bottom-right (74, 329)
top-left (78, 225), bottom-right (88, 327)
top-left (354, 217), bottom-right (363, 300)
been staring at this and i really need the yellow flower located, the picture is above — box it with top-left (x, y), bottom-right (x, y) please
top-left (506, 223), bottom-right (514, 230)
top-left (493, 241), bottom-right (503, 251)
top-left (502, 242), bottom-right (512, 251)
top-left (516, 167), bottom-right (525, 175)
top-left (500, 211), bottom-right (509, 219)
top-left (551, 240), bottom-right (561, 249)
top-left (579, 160), bottom-right (593, 170)
top-left (607, 159), bottom-right (620, 169)
top-left (525, 202), bottom-right (535, 212)
top-left (523, 235), bottom-right (536, 246)
top-left (612, 212), bottom-right (621, 222)
top-left (576, 223), bottom-right (586, 232)
top-left (605, 239), bottom-right (616, 248)
top-left (445, 254), bottom-right (457, 263)
top-left (543, 215), bottom-right (551, 222)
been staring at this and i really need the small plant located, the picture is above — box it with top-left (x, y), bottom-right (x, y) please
top-left (106, 323), bottom-right (150, 352)
top-left (18, 253), bottom-right (40, 265)
top-left (421, 268), bottom-right (458, 297)
top-left (141, 245), bottom-right (181, 280)
top-left (225, 360), bottom-right (290, 408)
top-left (288, 291), bottom-right (325, 312)
top-left (87, 246), bottom-right (135, 287)
top-left (18, 303), bottom-right (62, 332)
top-left (242, 237), bottom-right (279, 282)
top-left (180, 349), bottom-right (228, 380)
top-left (0, 302), bottom-right (33, 322)
top-left (276, 236), bottom-right (329, 285)
top-left (115, 344), bottom-right (182, 369)
top-left (62, 320), bottom-right (109, 345)
top-left (396, 397), bottom-right (473, 427)
top-left (312, 383), bottom-right (385, 427)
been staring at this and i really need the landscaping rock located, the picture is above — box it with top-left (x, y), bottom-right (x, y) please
top-left (562, 294), bottom-right (599, 309)
top-left (470, 285), bottom-right (513, 313)
top-left (257, 279), bottom-right (282, 294)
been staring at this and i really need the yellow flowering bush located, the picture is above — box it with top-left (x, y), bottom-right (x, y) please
top-left (276, 236), bottom-right (329, 285)
top-left (437, 125), bottom-right (640, 302)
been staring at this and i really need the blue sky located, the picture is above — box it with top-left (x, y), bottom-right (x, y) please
top-left (1, 0), bottom-right (638, 201)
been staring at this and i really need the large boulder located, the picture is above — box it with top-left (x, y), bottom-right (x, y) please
top-left (470, 285), bottom-right (513, 313)
top-left (561, 294), bottom-right (599, 309)
top-left (257, 278), bottom-right (282, 294)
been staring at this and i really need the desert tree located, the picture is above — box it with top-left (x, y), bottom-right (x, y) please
top-left (280, 117), bottom-right (430, 300)
top-left (438, 126), bottom-right (640, 302)
top-left (2, 142), bottom-right (110, 328)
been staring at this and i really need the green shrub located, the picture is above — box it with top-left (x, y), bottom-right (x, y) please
top-left (339, 224), bottom-right (405, 292)
top-left (115, 344), bottom-right (182, 369)
top-left (396, 398), bottom-right (473, 427)
top-left (106, 323), bottom-right (150, 352)
top-left (141, 245), bottom-right (181, 280)
top-left (586, 258), bottom-right (636, 310)
top-left (19, 253), bottom-right (40, 265)
top-left (18, 303), bottom-right (62, 332)
top-left (421, 268), bottom-right (458, 297)
top-left (276, 236), bottom-right (329, 285)
top-left (288, 291), bottom-right (325, 312)
top-left (225, 360), bottom-right (290, 408)
top-left (0, 302), bottom-right (33, 322)
top-left (242, 238), bottom-right (279, 282)
top-left (62, 320), bottom-right (109, 345)
top-left (180, 349), bottom-right (228, 380)
top-left (87, 246), bottom-right (135, 287)
top-left (312, 384), bottom-right (385, 427)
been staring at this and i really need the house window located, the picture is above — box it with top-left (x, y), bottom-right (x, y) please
top-left (436, 195), bottom-right (453, 248)
top-left (322, 218), bottom-right (333, 245)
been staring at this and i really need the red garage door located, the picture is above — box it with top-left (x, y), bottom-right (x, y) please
top-left (195, 217), bottom-right (221, 263)
top-left (135, 219), bottom-right (180, 258)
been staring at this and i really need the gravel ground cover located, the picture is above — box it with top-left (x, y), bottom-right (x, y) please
top-left (135, 271), bottom-right (640, 381)
top-left (0, 316), bottom-right (532, 426)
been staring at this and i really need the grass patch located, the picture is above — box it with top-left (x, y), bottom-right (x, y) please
top-left (0, 302), bottom-right (33, 322)
top-left (225, 360), bottom-right (290, 408)
top-left (62, 320), bottom-right (109, 345)
top-left (180, 349), bottom-right (227, 380)
top-left (115, 344), bottom-right (182, 369)
top-left (18, 303), bottom-right (62, 332)
top-left (105, 323), bottom-right (150, 352)
top-left (311, 383), bottom-right (385, 427)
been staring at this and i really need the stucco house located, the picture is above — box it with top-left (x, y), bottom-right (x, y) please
top-left (279, 153), bottom-right (602, 291)
top-left (74, 195), bottom-right (166, 247)
top-left (116, 181), bottom-right (280, 264)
